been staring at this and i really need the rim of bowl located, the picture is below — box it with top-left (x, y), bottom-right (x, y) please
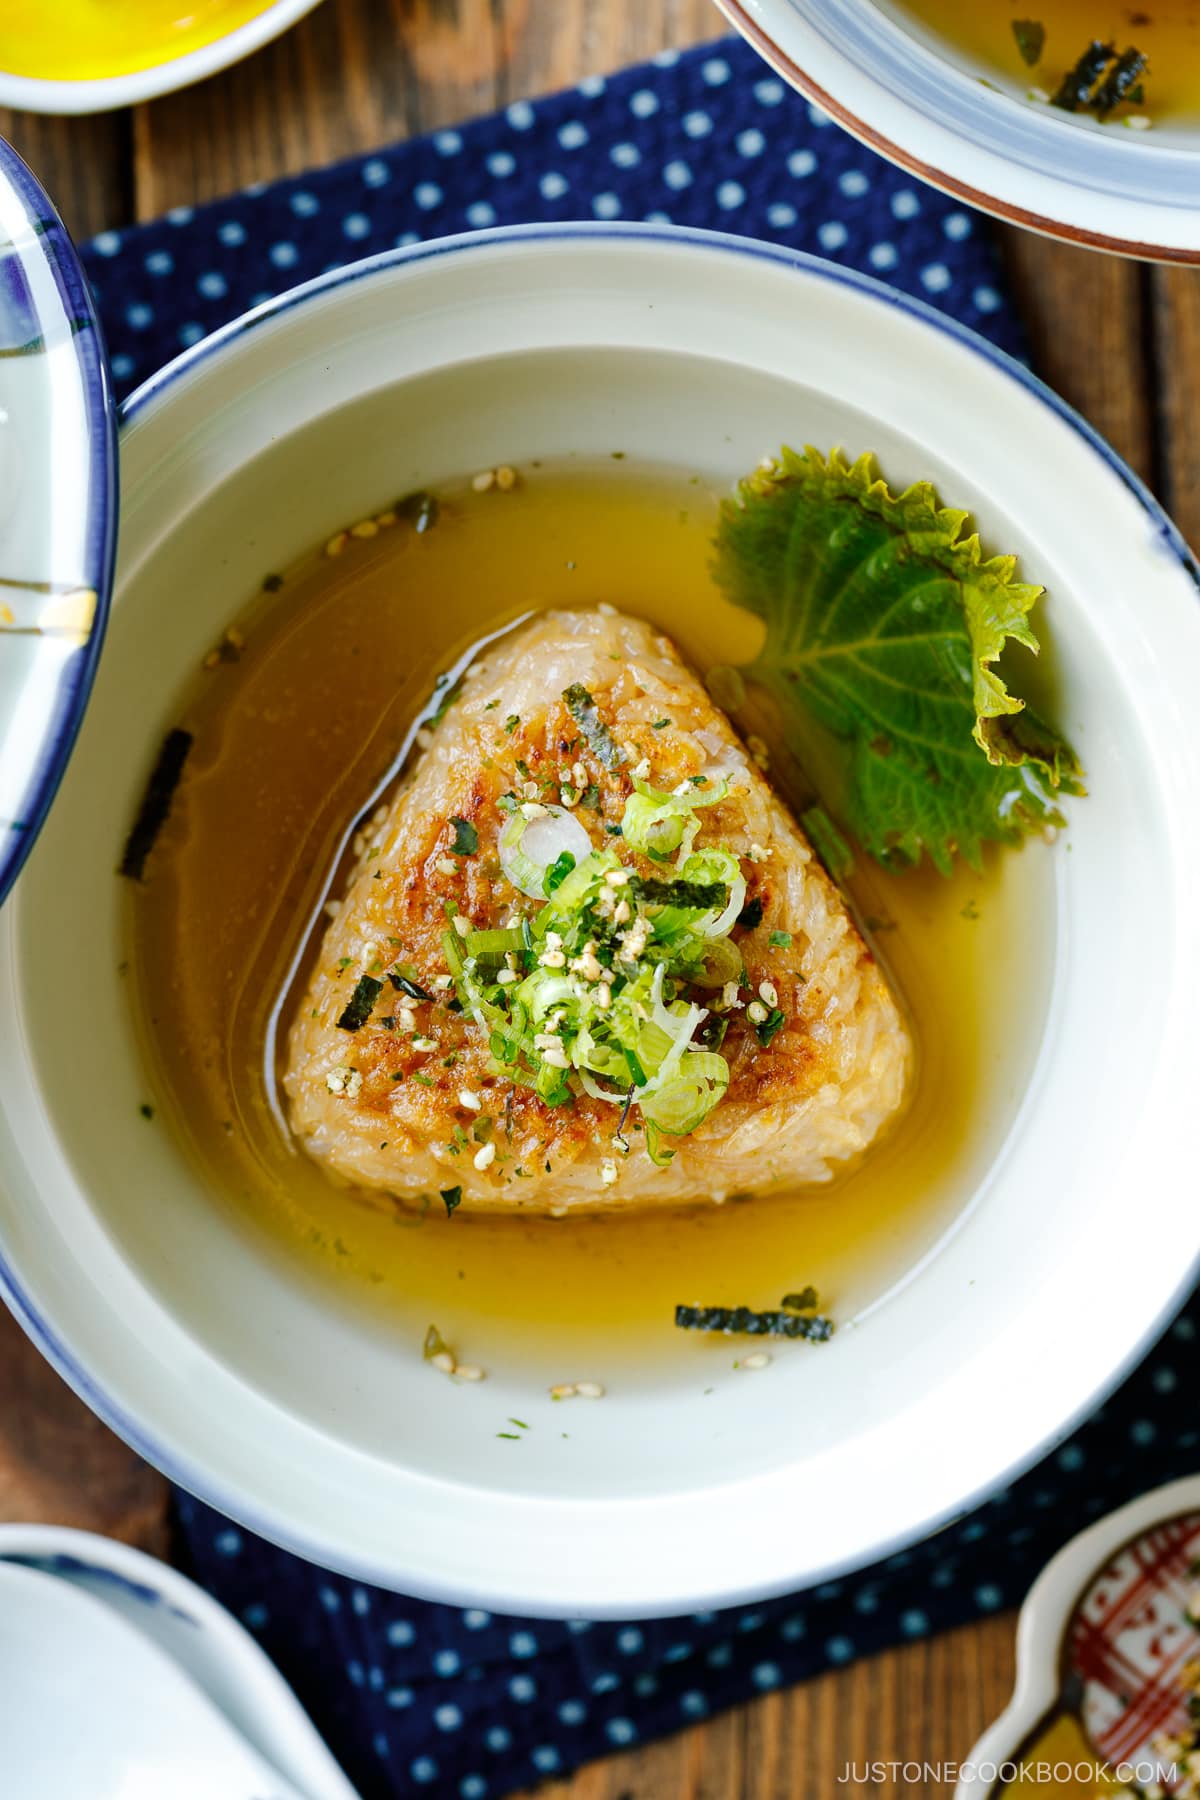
top-left (715, 0), bottom-right (1200, 264)
top-left (0, 140), bottom-right (119, 907)
top-left (0, 0), bottom-right (324, 115)
top-left (4, 222), bottom-right (1200, 1612)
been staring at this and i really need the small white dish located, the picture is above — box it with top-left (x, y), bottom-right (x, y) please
top-left (957, 1475), bottom-right (1200, 1797)
top-left (1, 225), bottom-right (1198, 1616)
top-left (0, 1559), bottom-right (326, 1799)
top-left (0, 1523), bottom-right (358, 1800)
top-left (0, 0), bottom-right (323, 116)
top-left (716, 0), bottom-right (1200, 261)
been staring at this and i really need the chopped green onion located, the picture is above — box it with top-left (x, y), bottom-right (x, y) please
top-left (499, 804), bottom-right (592, 898)
top-left (769, 930), bottom-right (792, 949)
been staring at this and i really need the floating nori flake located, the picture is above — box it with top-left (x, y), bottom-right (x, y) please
top-left (737, 895), bottom-right (764, 930)
top-left (261, 572), bottom-right (284, 593)
top-left (337, 974), bottom-right (384, 1031)
top-left (389, 972), bottom-right (434, 1002)
top-left (781, 1286), bottom-right (819, 1313)
top-left (674, 1303), bottom-right (834, 1342)
top-left (1051, 39), bottom-right (1116, 109)
top-left (119, 728), bottom-right (194, 880)
top-left (563, 683), bottom-right (624, 771)
top-left (1011, 18), bottom-right (1045, 65)
top-left (1092, 44), bottom-right (1149, 113)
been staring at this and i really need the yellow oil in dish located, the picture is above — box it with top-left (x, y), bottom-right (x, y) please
top-left (0, 0), bottom-right (280, 81)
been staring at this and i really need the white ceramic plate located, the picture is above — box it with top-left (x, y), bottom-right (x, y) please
top-left (0, 0), bottom-right (323, 115)
top-left (1, 226), bottom-right (1198, 1616)
top-left (715, 0), bottom-right (1200, 261)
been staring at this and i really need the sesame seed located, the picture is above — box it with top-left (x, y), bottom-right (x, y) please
top-left (613, 899), bottom-right (632, 925)
top-left (596, 982), bottom-right (612, 1009)
top-left (672, 780), bottom-right (694, 798)
top-left (631, 758), bottom-right (651, 781)
top-left (758, 980), bottom-right (779, 1007)
top-left (452, 916), bottom-right (471, 938)
top-left (520, 801), bottom-right (549, 820)
top-left (412, 1036), bottom-right (437, 1052)
top-left (495, 465), bottom-right (517, 490)
top-left (560, 788), bottom-right (578, 808)
top-left (375, 510), bottom-right (397, 528)
top-left (457, 1089), bottom-right (482, 1111)
top-left (415, 727), bottom-right (435, 751)
top-left (549, 1383), bottom-right (577, 1400)
top-left (472, 469), bottom-right (496, 492)
top-left (721, 981), bottom-right (743, 1010)
top-left (575, 1380), bottom-right (605, 1398)
top-left (522, 780), bottom-right (540, 800)
top-left (600, 1159), bottom-right (618, 1186)
top-left (431, 1351), bottom-right (457, 1375)
top-left (396, 1008), bottom-right (416, 1031)
top-left (432, 974), bottom-right (453, 990)
top-left (324, 899), bottom-right (342, 920)
top-left (540, 950), bottom-right (567, 970)
top-left (541, 1046), bottom-right (569, 1069)
top-left (473, 1142), bottom-right (496, 1171)
top-left (604, 869), bottom-right (630, 887)
top-left (740, 1352), bottom-right (771, 1371)
top-left (597, 603), bottom-right (616, 617)
top-left (324, 531), bottom-right (348, 558)
top-left (454, 1363), bottom-right (486, 1382)
top-left (350, 518), bottom-right (378, 539)
top-left (345, 1070), bottom-right (363, 1097)
top-left (748, 843), bottom-right (770, 863)
top-left (326, 1067), bottom-right (348, 1094)
top-left (496, 969), bottom-right (518, 985)
top-left (746, 1001), bottom-right (768, 1024)
top-left (436, 856), bottom-right (458, 877)
top-left (572, 761), bottom-right (587, 788)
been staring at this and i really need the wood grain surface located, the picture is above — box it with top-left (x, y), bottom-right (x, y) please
top-left (1, 1), bottom-right (1194, 1793)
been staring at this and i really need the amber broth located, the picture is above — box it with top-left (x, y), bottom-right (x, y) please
top-left (885, 0), bottom-right (1200, 120)
top-left (129, 464), bottom-right (1054, 1369)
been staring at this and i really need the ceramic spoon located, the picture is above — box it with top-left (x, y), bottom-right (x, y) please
top-left (0, 1560), bottom-right (322, 1800)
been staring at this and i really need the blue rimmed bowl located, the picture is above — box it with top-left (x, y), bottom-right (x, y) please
top-left (0, 139), bottom-right (118, 905)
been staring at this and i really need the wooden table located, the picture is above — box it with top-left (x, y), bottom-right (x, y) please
top-left (1, 3), bottom-right (1194, 1794)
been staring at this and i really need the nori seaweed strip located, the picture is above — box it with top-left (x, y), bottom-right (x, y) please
top-left (440, 1186), bottom-right (462, 1219)
top-left (674, 1303), bottom-right (834, 1342)
top-left (389, 972), bottom-right (435, 1002)
top-left (1092, 45), bottom-right (1149, 114)
top-left (337, 974), bottom-right (384, 1031)
top-left (630, 875), bottom-right (730, 911)
top-left (1051, 39), bottom-right (1115, 110)
top-left (737, 895), bottom-right (764, 930)
top-left (781, 1286), bottom-right (820, 1313)
top-left (119, 728), bottom-right (194, 880)
top-left (563, 683), bottom-right (624, 771)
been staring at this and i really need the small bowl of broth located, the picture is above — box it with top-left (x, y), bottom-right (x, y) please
top-left (715, 0), bottom-right (1200, 259)
top-left (0, 0), bottom-right (322, 115)
top-left (0, 224), bottom-right (1198, 1614)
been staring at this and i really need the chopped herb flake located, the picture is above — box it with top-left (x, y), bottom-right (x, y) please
top-left (139, 1103), bottom-right (154, 1120)
top-left (1011, 18), bottom-right (1045, 65)
top-left (449, 817), bottom-right (479, 856)
top-left (336, 974), bottom-right (384, 1031)
top-left (769, 930), bottom-right (792, 948)
top-left (563, 682), bottom-right (624, 771)
top-left (781, 1287), bottom-right (819, 1312)
top-left (440, 1186), bottom-right (462, 1219)
top-left (756, 1007), bottom-right (786, 1048)
top-left (505, 713), bottom-right (521, 734)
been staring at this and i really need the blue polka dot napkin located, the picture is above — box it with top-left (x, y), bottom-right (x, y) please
top-left (79, 36), bottom-right (1020, 398)
top-left (74, 31), bottom-right (1197, 1800)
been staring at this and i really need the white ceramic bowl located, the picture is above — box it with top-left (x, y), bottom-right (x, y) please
top-left (0, 0), bottom-right (322, 115)
top-left (1, 225), bottom-right (1199, 1616)
top-left (716, 0), bottom-right (1200, 261)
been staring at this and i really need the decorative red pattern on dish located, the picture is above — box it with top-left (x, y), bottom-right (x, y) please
top-left (1068, 1512), bottom-right (1200, 1778)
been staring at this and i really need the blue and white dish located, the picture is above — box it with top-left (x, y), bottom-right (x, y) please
top-left (0, 138), bottom-right (117, 906)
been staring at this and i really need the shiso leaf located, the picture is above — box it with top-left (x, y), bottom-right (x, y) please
top-left (713, 446), bottom-right (1084, 874)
